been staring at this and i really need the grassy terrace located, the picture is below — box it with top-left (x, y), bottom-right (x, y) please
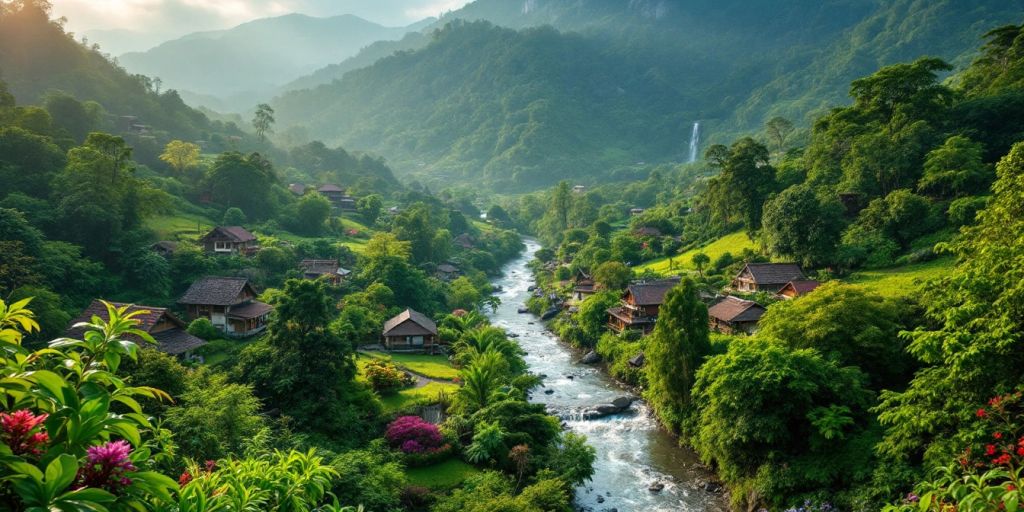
top-left (635, 231), bottom-right (755, 274)
top-left (356, 352), bottom-right (460, 414)
top-left (406, 459), bottom-right (482, 489)
top-left (361, 352), bottom-right (460, 380)
top-left (846, 257), bottom-right (952, 298)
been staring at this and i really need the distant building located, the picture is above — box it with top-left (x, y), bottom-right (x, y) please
top-left (731, 263), bottom-right (806, 293)
top-left (572, 185), bottom-right (587, 194)
top-left (298, 259), bottom-right (350, 285)
top-left (436, 263), bottom-right (461, 281)
top-left (606, 278), bottom-right (681, 335)
top-left (453, 233), bottom-right (475, 250)
top-left (630, 208), bottom-right (646, 216)
top-left (150, 241), bottom-right (178, 258)
top-left (288, 183), bottom-right (307, 196)
top-left (707, 296), bottom-right (766, 335)
top-left (178, 277), bottom-right (273, 337)
top-left (199, 226), bottom-right (259, 256)
top-left (66, 300), bottom-right (206, 358)
top-left (633, 226), bottom-right (663, 237)
top-left (777, 280), bottom-right (821, 300)
top-left (317, 184), bottom-right (346, 208)
top-left (572, 270), bottom-right (596, 301)
top-left (382, 309), bottom-right (439, 354)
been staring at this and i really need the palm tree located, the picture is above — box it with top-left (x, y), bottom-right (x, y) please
top-left (456, 351), bottom-right (505, 412)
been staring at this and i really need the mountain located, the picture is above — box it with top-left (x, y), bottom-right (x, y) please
top-left (118, 13), bottom-right (431, 111)
top-left (271, 0), bottom-right (1023, 191)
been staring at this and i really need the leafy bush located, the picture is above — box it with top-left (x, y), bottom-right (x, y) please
top-left (385, 416), bottom-right (445, 454)
top-left (187, 317), bottom-right (220, 340)
top-left (365, 359), bottom-right (414, 395)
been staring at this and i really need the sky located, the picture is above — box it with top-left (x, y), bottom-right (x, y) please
top-left (52, 0), bottom-right (473, 53)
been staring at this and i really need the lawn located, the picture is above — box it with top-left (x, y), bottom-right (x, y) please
top-left (362, 352), bottom-right (459, 380)
top-left (846, 257), bottom-right (953, 298)
top-left (146, 213), bottom-right (215, 241)
top-left (378, 381), bottom-right (459, 414)
top-left (636, 231), bottom-right (756, 274)
top-left (406, 458), bottom-right (481, 489)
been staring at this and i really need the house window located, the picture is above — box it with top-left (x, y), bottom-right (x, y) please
top-left (214, 241), bottom-right (232, 252)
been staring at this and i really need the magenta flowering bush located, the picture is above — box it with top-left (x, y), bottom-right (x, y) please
top-left (385, 416), bottom-right (444, 453)
top-left (75, 440), bottom-right (138, 492)
top-left (0, 410), bottom-right (49, 456)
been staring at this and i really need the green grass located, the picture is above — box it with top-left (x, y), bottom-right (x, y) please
top-left (845, 257), bottom-right (953, 298)
top-left (197, 337), bottom-right (260, 366)
top-left (362, 352), bottom-right (459, 380)
top-left (636, 231), bottom-right (756, 274)
top-left (378, 381), bottom-right (458, 414)
top-left (406, 458), bottom-right (481, 489)
top-left (146, 213), bottom-right (215, 241)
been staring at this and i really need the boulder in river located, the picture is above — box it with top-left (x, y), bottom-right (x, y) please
top-left (579, 351), bottom-right (601, 364)
top-left (612, 396), bottom-right (633, 409)
top-left (648, 482), bottom-right (664, 493)
top-left (594, 404), bottom-right (621, 415)
top-left (544, 389), bottom-right (555, 395)
top-left (541, 306), bottom-right (560, 320)
top-left (701, 481), bottom-right (724, 493)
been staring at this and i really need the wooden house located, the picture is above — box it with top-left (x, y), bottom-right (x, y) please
top-left (66, 300), bottom-right (206, 358)
top-left (199, 226), bottom-right (259, 256)
top-left (731, 263), bottom-right (805, 293)
top-left (150, 241), bottom-right (178, 258)
top-left (382, 309), bottom-right (439, 353)
top-left (298, 259), bottom-right (350, 284)
top-left (317, 184), bottom-right (345, 208)
top-left (453, 233), bottom-right (475, 250)
top-left (606, 278), bottom-right (680, 334)
top-left (777, 280), bottom-right (821, 300)
top-left (633, 226), bottom-right (663, 237)
top-left (436, 263), bottom-right (461, 281)
top-left (178, 277), bottom-right (273, 337)
top-left (572, 270), bottom-right (596, 301)
top-left (288, 183), bottom-right (307, 196)
top-left (707, 296), bottom-right (766, 335)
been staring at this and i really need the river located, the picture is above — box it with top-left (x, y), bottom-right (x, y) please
top-left (488, 239), bottom-right (727, 511)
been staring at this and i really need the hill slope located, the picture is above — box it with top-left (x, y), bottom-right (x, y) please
top-left (119, 13), bottom-right (429, 111)
top-left (272, 0), bottom-right (1022, 191)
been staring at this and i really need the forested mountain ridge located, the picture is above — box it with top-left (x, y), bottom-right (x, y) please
top-left (118, 13), bottom-right (433, 112)
top-left (273, 0), bottom-right (1022, 192)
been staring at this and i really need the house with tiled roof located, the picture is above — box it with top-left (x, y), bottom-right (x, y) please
top-left (178, 277), bottom-right (272, 337)
top-left (150, 241), bottom-right (178, 258)
top-left (299, 259), bottom-right (350, 284)
top-left (382, 309), bottom-right (439, 353)
top-left (199, 226), bottom-right (259, 256)
top-left (707, 296), bottom-right (766, 335)
top-left (777, 280), bottom-right (821, 300)
top-left (66, 300), bottom-right (206, 357)
top-left (572, 270), bottom-right (596, 301)
top-left (731, 263), bottom-right (806, 293)
top-left (606, 278), bottom-right (681, 335)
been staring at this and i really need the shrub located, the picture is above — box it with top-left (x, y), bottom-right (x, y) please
top-left (187, 317), bottom-right (221, 340)
top-left (385, 416), bottom-right (444, 454)
top-left (365, 359), bottom-right (414, 395)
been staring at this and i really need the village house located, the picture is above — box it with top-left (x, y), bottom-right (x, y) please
top-left (629, 208), bottom-right (646, 216)
top-left (150, 241), bottom-right (178, 258)
top-left (66, 300), bottom-right (206, 358)
top-left (317, 184), bottom-right (347, 208)
top-left (731, 262), bottom-right (806, 293)
top-left (606, 278), bottom-right (681, 335)
top-left (572, 185), bottom-right (587, 194)
top-left (199, 226), bottom-right (259, 256)
top-left (436, 263), bottom-right (461, 281)
top-left (382, 309), bottom-right (439, 354)
top-left (707, 296), bottom-right (766, 335)
top-left (453, 233), bottom-right (475, 250)
top-left (777, 280), bottom-right (821, 300)
top-left (288, 183), bottom-right (307, 196)
top-left (178, 277), bottom-right (273, 337)
top-left (572, 270), bottom-right (596, 301)
top-left (298, 259), bottom-right (350, 284)
top-left (633, 226), bottom-right (663, 237)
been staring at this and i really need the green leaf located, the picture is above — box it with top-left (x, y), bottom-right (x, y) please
top-left (29, 370), bottom-right (68, 404)
top-left (44, 454), bottom-right (78, 500)
top-left (1005, 492), bottom-right (1019, 512)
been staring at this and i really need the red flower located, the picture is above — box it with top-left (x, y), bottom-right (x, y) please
top-left (204, 460), bottom-right (216, 473)
top-left (1016, 446), bottom-right (1024, 457)
top-left (178, 471), bottom-right (192, 486)
top-left (993, 453), bottom-right (1012, 466)
top-left (1009, 484), bottom-right (1018, 491)
top-left (986, 444), bottom-right (997, 456)
top-left (994, 432), bottom-right (1003, 439)
top-left (977, 408), bottom-right (987, 418)
top-left (0, 410), bottom-right (49, 456)
top-left (989, 396), bottom-right (1002, 407)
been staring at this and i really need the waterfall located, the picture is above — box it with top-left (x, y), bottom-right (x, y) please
top-left (687, 121), bottom-right (701, 163)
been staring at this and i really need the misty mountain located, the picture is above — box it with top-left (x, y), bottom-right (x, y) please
top-left (118, 13), bottom-right (432, 111)
top-left (272, 0), bottom-right (1022, 191)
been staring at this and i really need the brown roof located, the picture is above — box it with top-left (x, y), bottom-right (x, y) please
top-left (383, 309), bottom-right (437, 336)
top-left (738, 263), bottom-right (805, 286)
top-left (318, 184), bottom-right (344, 193)
top-left (626, 278), bottom-right (681, 306)
top-left (178, 277), bottom-right (255, 306)
top-left (453, 233), bottom-right (475, 248)
top-left (151, 241), bottom-right (178, 252)
top-left (288, 183), bottom-right (306, 195)
top-left (227, 301), bottom-right (274, 319)
top-left (201, 226), bottom-right (256, 243)
top-left (781, 280), bottom-right (821, 295)
top-left (66, 300), bottom-right (205, 355)
top-left (437, 264), bottom-right (459, 274)
top-left (634, 227), bottom-right (663, 237)
top-left (708, 296), bottom-right (766, 323)
top-left (300, 259), bottom-right (341, 276)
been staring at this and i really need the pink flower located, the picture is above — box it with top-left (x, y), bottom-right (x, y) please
top-left (75, 440), bottom-right (137, 492)
top-left (385, 416), bottom-right (443, 454)
top-left (0, 410), bottom-right (49, 456)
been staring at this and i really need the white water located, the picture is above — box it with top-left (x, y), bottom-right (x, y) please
top-left (488, 240), bottom-right (726, 511)
top-left (688, 121), bottom-right (701, 163)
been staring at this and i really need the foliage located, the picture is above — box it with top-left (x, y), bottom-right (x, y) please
top-left (164, 370), bottom-right (267, 461)
top-left (430, 471), bottom-right (571, 512)
top-left (364, 359), bottom-right (415, 395)
top-left (330, 446), bottom-right (407, 512)
top-left (762, 184), bottom-right (845, 267)
top-left (159, 140), bottom-right (201, 174)
top-left (591, 261), bottom-right (632, 291)
top-left (644, 279), bottom-right (711, 431)
top-left (385, 416), bottom-right (445, 455)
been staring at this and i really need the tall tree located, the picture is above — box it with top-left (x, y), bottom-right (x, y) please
top-left (159, 140), bottom-right (201, 174)
top-left (761, 184), bottom-right (845, 267)
top-left (705, 138), bottom-right (777, 232)
top-left (252, 103), bottom-right (275, 142)
top-left (764, 116), bottom-right (794, 153)
top-left (644, 278), bottom-right (711, 431)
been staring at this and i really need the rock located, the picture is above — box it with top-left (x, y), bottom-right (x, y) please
top-left (541, 306), bottom-right (560, 320)
top-left (594, 404), bottom-right (621, 415)
top-left (702, 481), bottom-right (724, 493)
top-left (596, 496), bottom-right (605, 504)
top-left (648, 482), bottom-right (664, 492)
top-left (612, 396), bottom-right (632, 409)
top-left (628, 352), bottom-right (645, 368)
top-left (579, 351), bottom-right (601, 364)
top-left (544, 389), bottom-right (555, 395)
top-left (518, 307), bottom-right (529, 314)
top-left (566, 375), bottom-right (574, 380)
top-left (539, 373), bottom-right (548, 379)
